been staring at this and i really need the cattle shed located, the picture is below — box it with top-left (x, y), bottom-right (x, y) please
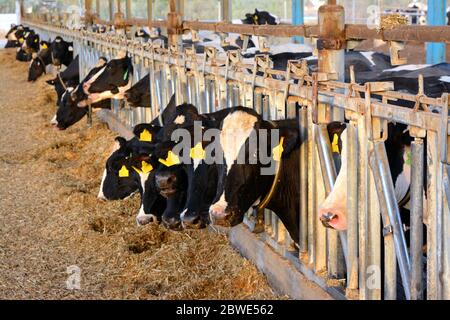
top-left (3, 0), bottom-right (450, 300)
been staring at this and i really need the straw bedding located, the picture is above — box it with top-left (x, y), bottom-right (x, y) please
top-left (0, 49), bottom-right (284, 299)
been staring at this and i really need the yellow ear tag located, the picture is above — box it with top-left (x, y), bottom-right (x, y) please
top-left (190, 142), bottom-right (205, 160)
top-left (272, 137), bottom-right (285, 162)
top-left (118, 165), bottom-right (130, 178)
top-left (141, 161), bottom-right (153, 173)
top-left (41, 43), bottom-right (48, 49)
top-left (34, 38), bottom-right (38, 43)
top-left (139, 129), bottom-right (152, 142)
top-left (19, 38), bottom-right (24, 44)
top-left (159, 151), bottom-right (180, 167)
top-left (331, 133), bottom-right (340, 154)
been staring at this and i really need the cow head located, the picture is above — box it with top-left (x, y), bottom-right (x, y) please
top-left (24, 32), bottom-right (39, 54)
top-left (72, 57), bottom-right (108, 106)
top-left (241, 9), bottom-right (278, 25)
top-left (85, 53), bottom-right (133, 103)
top-left (51, 36), bottom-right (73, 66)
top-left (209, 108), bottom-right (299, 228)
top-left (98, 124), bottom-right (161, 201)
top-left (28, 49), bottom-right (49, 81)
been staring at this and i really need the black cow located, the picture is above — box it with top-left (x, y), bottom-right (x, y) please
top-left (124, 74), bottom-right (151, 108)
top-left (242, 9), bottom-right (279, 25)
top-left (50, 36), bottom-right (74, 67)
top-left (23, 32), bottom-right (40, 54)
top-left (28, 48), bottom-right (52, 81)
top-left (151, 105), bottom-right (233, 229)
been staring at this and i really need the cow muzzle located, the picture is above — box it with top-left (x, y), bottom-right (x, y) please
top-left (181, 211), bottom-right (209, 229)
top-left (318, 208), bottom-right (347, 231)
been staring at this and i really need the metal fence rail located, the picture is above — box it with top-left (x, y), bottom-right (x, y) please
top-left (22, 1), bottom-right (450, 300)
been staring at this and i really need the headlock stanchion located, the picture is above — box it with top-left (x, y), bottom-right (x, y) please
top-left (21, 0), bottom-right (450, 300)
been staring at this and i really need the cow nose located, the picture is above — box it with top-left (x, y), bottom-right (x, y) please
top-left (136, 214), bottom-right (157, 226)
top-left (319, 212), bottom-right (337, 229)
top-left (182, 212), bottom-right (203, 229)
top-left (156, 172), bottom-right (177, 190)
top-left (162, 215), bottom-right (182, 230)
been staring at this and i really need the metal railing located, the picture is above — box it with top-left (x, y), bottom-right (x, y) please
top-left (22, 1), bottom-right (450, 300)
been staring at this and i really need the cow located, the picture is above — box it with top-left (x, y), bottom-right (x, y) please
top-left (97, 94), bottom-right (177, 202)
top-left (124, 74), bottom-right (151, 108)
top-left (81, 52), bottom-right (133, 106)
top-left (23, 32), bottom-right (40, 55)
top-left (50, 36), bottom-right (74, 67)
top-left (208, 107), bottom-right (302, 242)
top-left (318, 122), bottom-right (414, 231)
top-left (4, 24), bottom-right (28, 48)
top-left (28, 48), bottom-right (52, 81)
top-left (242, 9), bottom-right (279, 25)
top-left (52, 57), bottom-right (109, 129)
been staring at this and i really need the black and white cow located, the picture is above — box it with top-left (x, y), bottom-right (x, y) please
top-left (50, 36), bottom-right (74, 67)
top-left (242, 9), bottom-right (279, 25)
top-left (4, 24), bottom-right (28, 48)
top-left (208, 107), bottom-right (301, 242)
top-left (53, 57), bottom-right (109, 129)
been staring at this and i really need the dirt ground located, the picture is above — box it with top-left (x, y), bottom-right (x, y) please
top-left (0, 49), bottom-right (282, 300)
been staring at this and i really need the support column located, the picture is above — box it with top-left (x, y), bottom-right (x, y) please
top-left (292, 0), bottom-right (304, 43)
top-left (426, 0), bottom-right (446, 64)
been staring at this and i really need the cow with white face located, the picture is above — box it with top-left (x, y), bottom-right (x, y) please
top-left (208, 107), bottom-right (302, 242)
top-left (318, 122), bottom-right (414, 230)
top-left (80, 52), bottom-right (133, 107)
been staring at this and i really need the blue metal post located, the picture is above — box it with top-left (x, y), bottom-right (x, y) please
top-left (292, 0), bottom-right (304, 43)
top-left (426, 0), bottom-right (446, 64)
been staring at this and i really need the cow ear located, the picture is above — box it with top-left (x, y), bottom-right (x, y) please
top-left (278, 127), bottom-right (299, 157)
top-left (114, 136), bottom-right (127, 149)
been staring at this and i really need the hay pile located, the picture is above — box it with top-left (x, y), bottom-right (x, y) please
top-left (0, 48), bottom-right (283, 299)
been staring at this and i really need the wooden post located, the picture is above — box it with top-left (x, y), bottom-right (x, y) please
top-left (85, 0), bottom-right (94, 25)
top-left (167, 0), bottom-right (182, 46)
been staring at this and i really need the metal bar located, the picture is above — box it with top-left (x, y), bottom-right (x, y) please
top-left (369, 141), bottom-right (412, 300)
top-left (410, 138), bottom-right (424, 300)
top-left (427, 129), bottom-right (442, 299)
top-left (109, 0), bottom-right (114, 22)
top-left (346, 120), bottom-right (359, 292)
top-left (126, 0), bottom-right (132, 20)
top-left (299, 106), bottom-right (308, 254)
top-left (147, 0), bottom-right (153, 21)
top-left (426, 0), bottom-right (447, 64)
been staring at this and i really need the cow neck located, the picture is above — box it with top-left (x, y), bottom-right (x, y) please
top-left (254, 128), bottom-right (284, 217)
